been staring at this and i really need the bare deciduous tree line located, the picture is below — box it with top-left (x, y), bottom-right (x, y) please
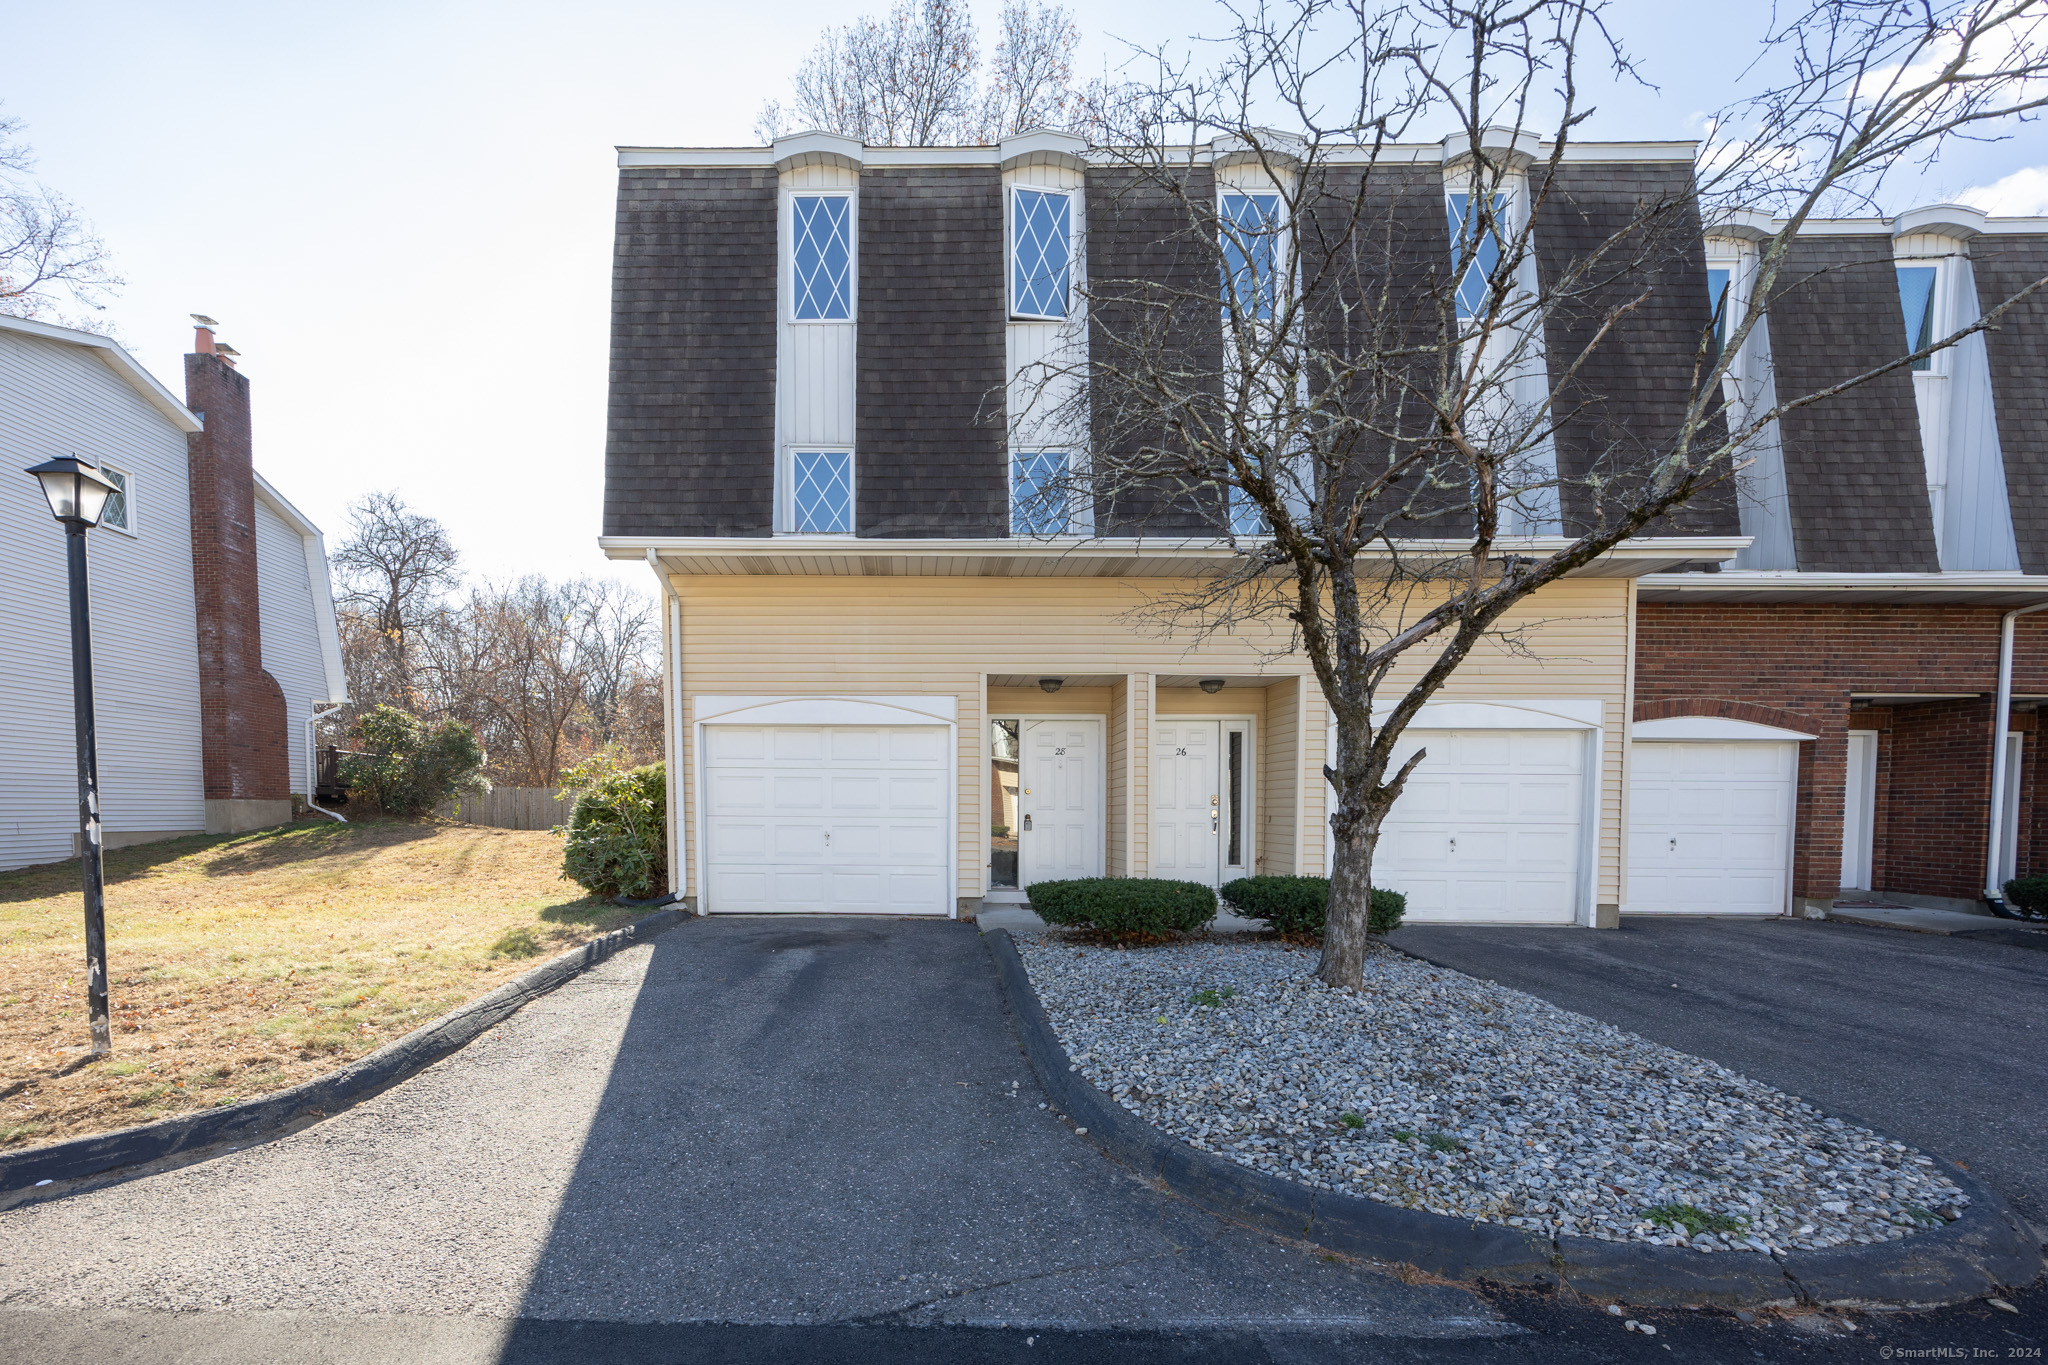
top-left (1, 105), bottom-right (120, 329)
top-left (329, 491), bottom-right (662, 788)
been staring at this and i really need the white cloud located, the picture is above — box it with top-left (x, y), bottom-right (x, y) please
top-left (1959, 165), bottom-right (2048, 216)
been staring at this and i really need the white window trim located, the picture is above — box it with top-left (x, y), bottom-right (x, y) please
top-left (1007, 185), bottom-right (1074, 322)
top-left (783, 446), bottom-right (857, 536)
top-left (785, 188), bottom-right (857, 326)
top-left (98, 464), bottom-right (137, 537)
top-left (1215, 187), bottom-right (1293, 323)
top-left (1442, 173), bottom-right (1536, 328)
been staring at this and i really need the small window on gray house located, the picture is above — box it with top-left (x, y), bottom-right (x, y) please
top-left (1446, 192), bottom-right (1508, 321)
top-left (1897, 265), bottom-right (1938, 371)
top-left (791, 450), bottom-right (853, 533)
top-left (1706, 266), bottom-right (1733, 352)
top-left (1011, 450), bottom-right (1069, 534)
top-left (792, 195), bottom-right (853, 321)
top-left (1220, 193), bottom-right (1282, 320)
top-left (99, 466), bottom-right (133, 534)
top-left (1012, 189), bottom-right (1071, 319)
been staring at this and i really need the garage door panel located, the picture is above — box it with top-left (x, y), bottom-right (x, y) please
top-left (704, 723), bottom-right (952, 915)
top-left (1628, 740), bottom-right (1794, 916)
top-left (1372, 728), bottom-right (1587, 925)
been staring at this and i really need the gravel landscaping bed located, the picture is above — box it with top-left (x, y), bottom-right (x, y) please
top-left (1014, 936), bottom-right (1970, 1253)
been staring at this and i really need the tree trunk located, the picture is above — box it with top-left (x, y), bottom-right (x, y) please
top-left (1317, 784), bottom-right (1388, 989)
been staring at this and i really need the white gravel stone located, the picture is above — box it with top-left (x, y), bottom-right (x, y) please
top-left (1016, 936), bottom-right (1968, 1251)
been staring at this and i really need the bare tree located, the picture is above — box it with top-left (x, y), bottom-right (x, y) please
top-left (332, 491), bottom-right (462, 710)
top-left (756, 0), bottom-right (1083, 144)
top-left (0, 107), bottom-right (121, 326)
top-left (1029, 0), bottom-right (2048, 987)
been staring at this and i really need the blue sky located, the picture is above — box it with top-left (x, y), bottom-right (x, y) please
top-left (7, 0), bottom-right (2043, 590)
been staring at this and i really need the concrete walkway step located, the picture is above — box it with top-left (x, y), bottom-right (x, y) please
top-left (1830, 901), bottom-right (2048, 950)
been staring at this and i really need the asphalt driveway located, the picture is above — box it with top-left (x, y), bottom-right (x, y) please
top-left (0, 917), bottom-right (1506, 1361)
top-left (1389, 917), bottom-right (2048, 1231)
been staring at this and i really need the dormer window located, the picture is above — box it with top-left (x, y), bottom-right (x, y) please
top-left (1447, 192), bottom-right (1509, 321)
top-left (791, 194), bottom-right (853, 321)
top-left (1219, 193), bottom-right (1282, 320)
top-left (1897, 265), bottom-right (1939, 371)
top-left (1011, 189), bottom-right (1072, 320)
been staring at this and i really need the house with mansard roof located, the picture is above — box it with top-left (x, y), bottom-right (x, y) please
top-left (598, 127), bottom-right (2048, 926)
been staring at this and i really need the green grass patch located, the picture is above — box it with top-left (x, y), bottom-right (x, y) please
top-left (490, 926), bottom-right (545, 959)
top-left (1424, 1132), bottom-right (1466, 1153)
top-left (1337, 1111), bottom-right (1365, 1130)
top-left (1189, 987), bottom-right (1235, 1008)
top-left (1642, 1202), bottom-right (1746, 1236)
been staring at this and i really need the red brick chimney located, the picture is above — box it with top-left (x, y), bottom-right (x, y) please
top-left (185, 327), bottom-right (291, 831)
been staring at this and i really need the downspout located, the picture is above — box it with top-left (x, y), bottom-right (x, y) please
top-left (306, 701), bottom-right (349, 824)
top-left (1983, 602), bottom-right (2048, 910)
top-left (648, 548), bottom-right (693, 913)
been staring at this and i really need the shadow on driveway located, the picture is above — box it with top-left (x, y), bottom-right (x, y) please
top-left (500, 917), bottom-right (1504, 1344)
top-left (1389, 916), bottom-right (2048, 1229)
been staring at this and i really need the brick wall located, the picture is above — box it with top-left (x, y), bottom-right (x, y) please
top-left (185, 352), bottom-right (290, 802)
top-left (1635, 601), bottom-right (2048, 902)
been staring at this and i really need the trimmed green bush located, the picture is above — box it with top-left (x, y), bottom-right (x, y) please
top-left (2002, 875), bottom-right (2048, 916)
top-left (1220, 875), bottom-right (1406, 936)
top-left (1026, 878), bottom-right (1217, 936)
top-left (338, 704), bottom-right (489, 816)
top-left (559, 756), bottom-right (667, 899)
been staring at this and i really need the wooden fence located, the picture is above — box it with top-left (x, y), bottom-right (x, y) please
top-left (436, 786), bottom-right (571, 831)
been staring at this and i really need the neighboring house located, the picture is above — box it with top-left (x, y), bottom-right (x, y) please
top-left (598, 129), bottom-right (1747, 926)
top-left (1, 317), bottom-right (345, 871)
top-left (1632, 204), bottom-right (2048, 917)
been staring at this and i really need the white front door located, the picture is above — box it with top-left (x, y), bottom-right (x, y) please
top-left (1153, 721), bottom-right (1220, 886)
top-left (702, 723), bottom-right (951, 914)
top-left (1628, 740), bottom-right (1796, 915)
top-left (1020, 718), bottom-right (1102, 885)
top-left (1374, 728), bottom-right (1586, 923)
top-left (1842, 730), bottom-right (1878, 891)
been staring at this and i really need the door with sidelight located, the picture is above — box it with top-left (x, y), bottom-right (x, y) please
top-left (1151, 720), bottom-right (1253, 888)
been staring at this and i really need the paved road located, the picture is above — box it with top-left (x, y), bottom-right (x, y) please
top-left (1390, 917), bottom-right (2048, 1229)
top-left (0, 917), bottom-right (1506, 1361)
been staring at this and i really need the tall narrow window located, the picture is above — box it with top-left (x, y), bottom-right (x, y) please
top-left (1897, 265), bottom-right (1938, 371)
top-left (1220, 193), bottom-right (1281, 319)
top-left (791, 450), bottom-right (853, 532)
top-left (99, 466), bottom-right (132, 533)
top-left (1706, 266), bottom-right (1733, 353)
top-left (791, 195), bottom-right (852, 321)
top-left (1446, 192), bottom-right (1509, 321)
top-left (1226, 730), bottom-right (1243, 866)
top-left (1011, 450), bottom-right (1069, 534)
top-left (1012, 189), bottom-right (1071, 320)
top-left (1228, 487), bottom-right (1266, 536)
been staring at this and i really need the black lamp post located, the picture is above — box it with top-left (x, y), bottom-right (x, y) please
top-left (25, 454), bottom-right (119, 1055)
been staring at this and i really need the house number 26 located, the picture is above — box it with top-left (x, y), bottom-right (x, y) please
top-left (1175, 747), bottom-right (1188, 756)
top-left (1054, 746), bottom-right (1067, 755)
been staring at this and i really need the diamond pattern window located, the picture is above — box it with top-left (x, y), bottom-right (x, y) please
top-left (1228, 486), bottom-right (1267, 536)
top-left (1011, 450), bottom-right (1069, 534)
top-left (792, 196), bottom-right (853, 321)
top-left (1012, 189), bottom-right (1072, 319)
top-left (1447, 192), bottom-right (1509, 321)
top-left (792, 450), bottom-right (853, 533)
top-left (1897, 265), bottom-right (1938, 372)
top-left (1220, 194), bottom-right (1281, 320)
top-left (99, 466), bottom-right (132, 533)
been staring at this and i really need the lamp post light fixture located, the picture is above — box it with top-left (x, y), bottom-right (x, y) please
top-left (25, 454), bottom-right (119, 1055)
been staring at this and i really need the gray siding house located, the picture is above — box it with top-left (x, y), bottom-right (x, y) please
top-left (1, 316), bottom-right (344, 871)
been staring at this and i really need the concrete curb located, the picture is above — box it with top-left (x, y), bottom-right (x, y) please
top-left (0, 908), bottom-right (686, 1205)
top-left (985, 929), bottom-right (2042, 1308)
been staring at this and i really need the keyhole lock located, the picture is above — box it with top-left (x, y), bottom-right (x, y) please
top-left (1669, 837), bottom-right (1677, 850)
top-left (1022, 814), bottom-right (1033, 831)
top-left (1449, 836), bottom-right (1457, 853)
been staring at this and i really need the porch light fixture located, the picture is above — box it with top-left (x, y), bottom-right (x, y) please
top-left (1199, 678), bottom-right (1226, 694)
top-left (23, 454), bottom-right (119, 1055)
top-left (1038, 677), bottom-right (1064, 694)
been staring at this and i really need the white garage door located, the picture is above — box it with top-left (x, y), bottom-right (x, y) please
top-left (703, 724), bottom-right (951, 915)
top-left (1628, 741), bottom-right (1795, 915)
top-left (1374, 729), bottom-right (1586, 924)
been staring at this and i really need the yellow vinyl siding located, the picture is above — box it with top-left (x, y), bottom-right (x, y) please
top-left (668, 574), bottom-right (1630, 908)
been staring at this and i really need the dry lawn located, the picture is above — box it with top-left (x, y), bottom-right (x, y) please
top-left (0, 818), bottom-right (637, 1151)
